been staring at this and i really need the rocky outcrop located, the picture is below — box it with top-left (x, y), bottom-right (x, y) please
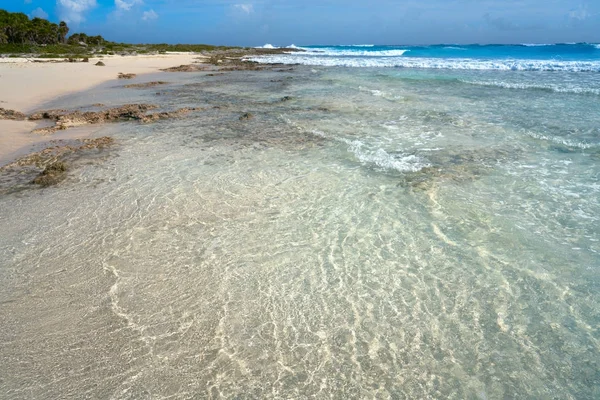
top-left (160, 64), bottom-right (209, 72)
top-left (161, 48), bottom-right (298, 73)
top-left (0, 108), bottom-right (26, 120)
top-left (95, 61), bottom-right (105, 66)
top-left (0, 137), bottom-right (116, 192)
top-left (118, 73), bottom-right (137, 79)
top-left (124, 81), bottom-right (169, 89)
top-left (31, 161), bottom-right (68, 186)
top-left (29, 104), bottom-right (202, 134)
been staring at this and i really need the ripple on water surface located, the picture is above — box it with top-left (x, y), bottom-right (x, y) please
top-left (0, 66), bottom-right (599, 399)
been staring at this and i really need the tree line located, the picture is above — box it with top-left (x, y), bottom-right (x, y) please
top-left (0, 9), bottom-right (105, 46)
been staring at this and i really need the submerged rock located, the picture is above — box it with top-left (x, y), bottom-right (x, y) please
top-left (398, 148), bottom-right (513, 192)
top-left (160, 64), bottom-right (209, 72)
top-left (124, 81), bottom-right (169, 89)
top-left (32, 161), bottom-right (68, 186)
top-left (239, 112), bottom-right (254, 121)
top-left (0, 137), bottom-right (115, 193)
top-left (118, 72), bottom-right (137, 79)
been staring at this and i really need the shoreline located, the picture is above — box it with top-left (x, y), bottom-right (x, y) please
top-left (0, 53), bottom-right (200, 166)
top-left (0, 48), bottom-right (297, 167)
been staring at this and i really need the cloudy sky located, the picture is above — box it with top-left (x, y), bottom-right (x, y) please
top-left (6, 0), bottom-right (600, 46)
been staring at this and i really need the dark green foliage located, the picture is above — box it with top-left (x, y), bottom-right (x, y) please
top-left (0, 8), bottom-right (240, 57)
top-left (67, 32), bottom-right (106, 46)
top-left (0, 9), bottom-right (70, 45)
top-left (58, 21), bottom-right (68, 43)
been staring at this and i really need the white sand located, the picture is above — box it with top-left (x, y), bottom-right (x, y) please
top-left (0, 53), bottom-right (201, 165)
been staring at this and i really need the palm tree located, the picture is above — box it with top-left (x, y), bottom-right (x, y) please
top-left (58, 21), bottom-right (68, 44)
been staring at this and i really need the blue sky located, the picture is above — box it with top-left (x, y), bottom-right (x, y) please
top-left (5, 0), bottom-right (600, 46)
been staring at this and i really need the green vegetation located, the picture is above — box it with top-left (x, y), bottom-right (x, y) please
top-left (0, 8), bottom-right (239, 58)
top-left (1, 9), bottom-right (69, 45)
top-left (66, 32), bottom-right (105, 46)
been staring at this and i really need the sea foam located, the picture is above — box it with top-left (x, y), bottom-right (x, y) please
top-left (461, 80), bottom-right (600, 95)
top-left (293, 47), bottom-right (409, 57)
top-left (247, 54), bottom-right (600, 72)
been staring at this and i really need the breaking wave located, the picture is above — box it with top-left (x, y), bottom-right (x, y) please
top-left (247, 54), bottom-right (600, 72)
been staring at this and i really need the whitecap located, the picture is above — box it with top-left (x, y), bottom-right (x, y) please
top-left (521, 43), bottom-right (554, 47)
top-left (246, 54), bottom-right (600, 72)
top-left (301, 48), bottom-right (409, 57)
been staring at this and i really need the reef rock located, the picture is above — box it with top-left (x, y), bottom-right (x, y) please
top-left (0, 108), bottom-right (26, 120)
top-left (118, 72), bottom-right (137, 79)
top-left (29, 104), bottom-right (202, 134)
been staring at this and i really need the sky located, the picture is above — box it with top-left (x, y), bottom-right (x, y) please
top-left (4, 0), bottom-right (600, 46)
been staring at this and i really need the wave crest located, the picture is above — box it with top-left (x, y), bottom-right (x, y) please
top-left (247, 55), bottom-right (600, 72)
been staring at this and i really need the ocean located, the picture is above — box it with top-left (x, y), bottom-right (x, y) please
top-left (1, 44), bottom-right (599, 398)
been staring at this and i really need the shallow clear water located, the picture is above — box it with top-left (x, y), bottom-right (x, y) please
top-left (1, 64), bottom-right (599, 398)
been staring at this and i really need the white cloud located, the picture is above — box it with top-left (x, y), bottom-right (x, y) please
top-left (115, 0), bottom-right (143, 12)
top-left (142, 9), bottom-right (158, 21)
top-left (568, 4), bottom-right (590, 21)
top-left (30, 7), bottom-right (49, 20)
top-left (56, 0), bottom-right (97, 24)
top-left (234, 4), bottom-right (254, 14)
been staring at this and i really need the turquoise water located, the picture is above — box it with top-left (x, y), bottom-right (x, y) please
top-left (0, 49), bottom-right (599, 398)
top-left (307, 43), bottom-right (600, 61)
top-left (254, 43), bottom-right (600, 71)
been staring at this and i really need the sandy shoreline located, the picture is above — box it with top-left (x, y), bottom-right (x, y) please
top-left (0, 53), bottom-right (199, 166)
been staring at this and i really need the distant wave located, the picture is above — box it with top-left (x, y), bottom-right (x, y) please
top-left (256, 43), bottom-right (305, 49)
top-left (521, 43), bottom-right (554, 47)
top-left (299, 48), bottom-right (409, 57)
top-left (443, 46), bottom-right (467, 50)
top-left (461, 80), bottom-right (600, 95)
top-left (248, 55), bottom-right (600, 72)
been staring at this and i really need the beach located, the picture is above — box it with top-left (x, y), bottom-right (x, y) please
top-left (0, 53), bottom-right (198, 165)
top-left (1, 45), bottom-right (599, 398)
